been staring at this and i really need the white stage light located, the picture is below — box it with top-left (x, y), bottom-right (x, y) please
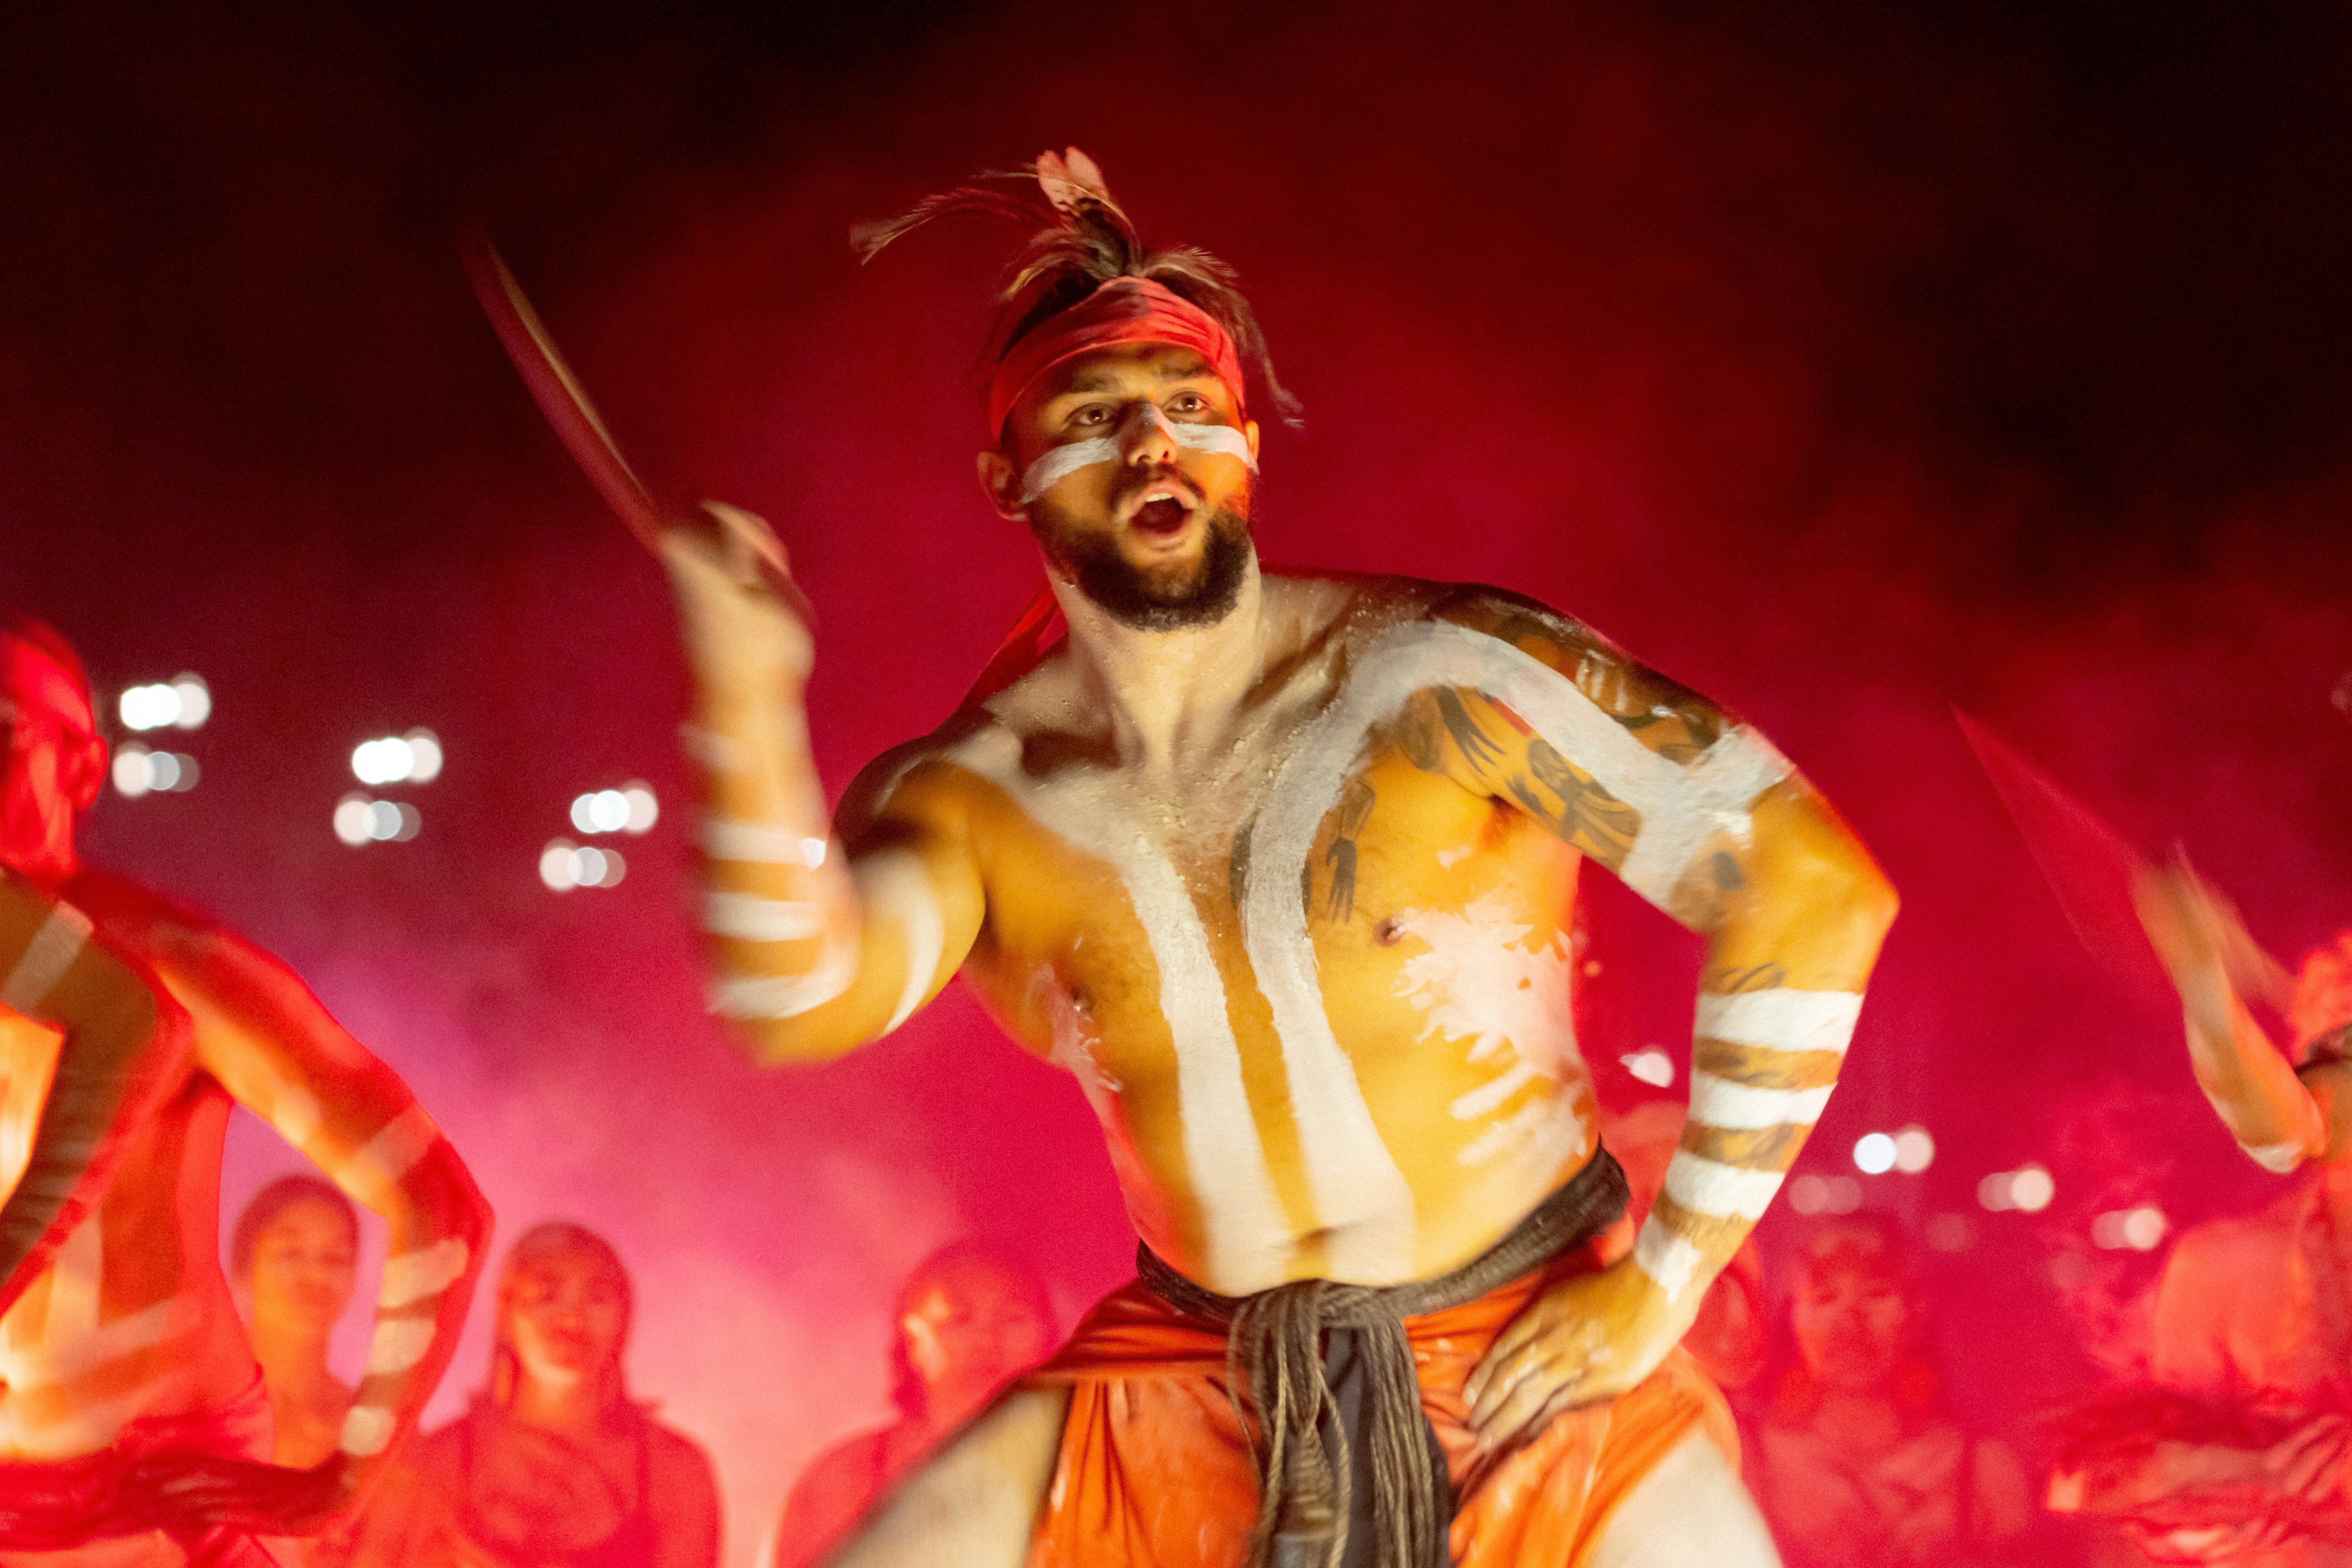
top-left (334, 795), bottom-right (373, 846)
top-left (170, 675), bottom-right (210, 729)
top-left (1892, 1125), bottom-right (1936, 1173)
top-left (1853, 1132), bottom-right (1897, 1175)
top-left (623, 783), bottom-right (658, 833)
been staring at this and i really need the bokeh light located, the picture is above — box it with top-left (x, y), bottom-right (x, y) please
top-left (1892, 1124), bottom-right (1936, 1173)
top-left (541, 838), bottom-right (627, 891)
top-left (117, 674), bottom-right (210, 732)
top-left (1853, 1132), bottom-right (1897, 1174)
top-left (571, 782), bottom-right (660, 836)
top-left (111, 744), bottom-right (198, 796)
top-left (352, 729), bottom-right (442, 786)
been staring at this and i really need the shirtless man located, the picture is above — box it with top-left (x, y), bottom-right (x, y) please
top-left (660, 154), bottom-right (1897, 1566)
top-left (0, 621), bottom-right (491, 1563)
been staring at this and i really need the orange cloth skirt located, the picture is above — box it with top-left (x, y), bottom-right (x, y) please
top-left (1022, 1253), bottom-right (1737, 1568)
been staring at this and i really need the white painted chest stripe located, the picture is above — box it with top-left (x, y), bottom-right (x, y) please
top-left (1, 900), bottom-right (94, 1015)
top-left (1661, 1153), bottom-right (1785, 1221)
top-left (950, 729), bottom-right (1290, 1293)
top-left (1685, 1070), bottom-right (1833, 1129)
top-left (1019, 424), bottom-right (1258, 504)
top-left (704, 892), bottom-right (823, 943)
top-left (1694, 989), bottom-right (1863, 1057)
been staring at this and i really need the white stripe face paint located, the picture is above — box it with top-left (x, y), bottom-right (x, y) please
top-left (702, 817), bottom-right (827, 867)
top-left (1017, 422), bottom-right (1258, 504)
top-left (1693, 989), bottom-right (1863, 1057)
top-left (1661, 1153), bottom-right (1786, 1221)
top-left (344, 1104), bottom-right (440, 1196)
top-left (952, 728), bottom-right (1291, 1293)
top-left (1632, 1220), bottom-right (1705, 1303)
top-left (854, 850), bottom-right (945, 1034)
top-left (379, 1238), bottom-right (470, 1309)
top-left (704, 892), bottom-right (823, 943)
top-left (340, 1404), bottom-right (396, 1457)
top-left (1685, 1070), bottom-right (1834, 1129)
top-left (0, 900), bottom-right (93, 1014)
top-left (365, 1317), bottom-right (437, 1376)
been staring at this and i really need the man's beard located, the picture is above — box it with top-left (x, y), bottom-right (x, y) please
top-left (1034, 507), bottom-right (1253, 631)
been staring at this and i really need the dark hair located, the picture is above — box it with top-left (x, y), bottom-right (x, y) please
top-left (856, 149), bottom-right (1301, 435)
top-left (231, 1174), bottom-right (359, 1278)
top-left (886, 1240), bottom-right (1056, 1421)
top-left (489, 1221), bottom-right (635, 1410)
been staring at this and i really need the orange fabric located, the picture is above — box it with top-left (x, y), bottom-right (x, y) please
top-left (1023, 1256), bottom-right (1737, 1568)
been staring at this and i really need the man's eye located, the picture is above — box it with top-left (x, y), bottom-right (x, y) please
top-left (1168, 393), bottom-right (1206, 414)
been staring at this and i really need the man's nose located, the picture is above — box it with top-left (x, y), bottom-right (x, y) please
top-left (1118, 401), bottom-right (1178, 463)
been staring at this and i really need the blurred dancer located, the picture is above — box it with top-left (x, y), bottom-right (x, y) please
top-left (1745, 1218), bottom-right (2035, 1568)
top-left (0, 620), bottom-right (490, 1561)
top-left (2050, 867), bottom-right (2352, 1564)
top-left (345, 1222), bottom-right (721, 1568)
top-left (659, 149), bottom-right (1896, 1566)
top-left (767, 1243), bottom-right (1055, 1568)
top-left (234, 1176), bottom-right (362, 1467)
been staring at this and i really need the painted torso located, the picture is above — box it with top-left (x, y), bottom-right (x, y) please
top-left (880, 577), bottom-right (1678, 1295)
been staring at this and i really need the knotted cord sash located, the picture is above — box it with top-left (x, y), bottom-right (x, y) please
top-left (1137, 1147), bottom-right (1630, 1568)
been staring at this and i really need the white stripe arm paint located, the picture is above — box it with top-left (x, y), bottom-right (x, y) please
top-left (0, 900), bottom-right (93, 1014)
top-left (702, 817), bottom-right (827, 867)
top-left (1661, 1153), bottom-right (1786, 1221)
top-left (2241, 1137), bottom-right (2307, 1173)
top-left (703, 892), bottom-right (823, 943)
top-left (8, 1295), bottom-right (199, 1387)
top-left (1017, 424), bottom-right (1259, 504)
top-left (343, 1104), bottom-right (441, 1196)
top-left (365, 1317), bottom-right (437, 1377)
top-left (1632, 1221), bottom-right (1705, 1304)
top-left (1685, 1069), bottom-right (1835, 1129)
top-left (951, 728), bottom-right (1291, 1293)
top-left (854, 849), bottom-right (945, 1034)
top-left (1693, 989), bottom-right (1864, 1057)
top-left (708, 929), bottom-right (860, 1021)
top-left (340, 1404), bottom-right (397, 1457)
top-left (378, 1238), bottom-right (470, 1309)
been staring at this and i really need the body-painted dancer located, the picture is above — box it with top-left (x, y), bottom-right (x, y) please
top-left (660, 154), bottom-right (1898, 1566)
top-left (2047, 867), bottom-right (2352, 1566)
top-left (0, 622), bottom-right (491, 1563)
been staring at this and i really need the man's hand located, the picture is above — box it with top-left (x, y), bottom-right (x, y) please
top-left (659, 501), bottom-right (814, 692)
top-left (1463, 1254), bottom-right (1687, 1453)
top-left (135, 1452), bottom-right (350, 1537)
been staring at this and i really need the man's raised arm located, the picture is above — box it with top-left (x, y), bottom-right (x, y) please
top-left (661, 509), bottom-right (985, 1065)
top-left (1400, 596), bottom-right (1897, 1441)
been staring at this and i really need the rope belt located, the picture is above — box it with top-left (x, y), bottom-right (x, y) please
top-left (1137, 1146), bottom-right (1629, 1568)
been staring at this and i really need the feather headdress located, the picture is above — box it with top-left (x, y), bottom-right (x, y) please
top-left (856, 148), bottom-right (1301, 432)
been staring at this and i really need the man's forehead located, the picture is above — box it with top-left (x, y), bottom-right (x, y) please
top-left (1044, 343), bottom-right (1221, 398)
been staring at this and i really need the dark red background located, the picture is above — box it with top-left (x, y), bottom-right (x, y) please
top-left (4, 4), bottom-right (2349, 1559)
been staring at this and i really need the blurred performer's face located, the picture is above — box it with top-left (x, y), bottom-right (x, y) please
top-left (980, 342), bottom-right (1261, 632)
top-left (1792, 1261), bottom-right (1913, 1395)
top-left (900, 1258), bottom-right (1055, 1421)
top-left (0, 686), bottom-right (104, 888)
top-left (506, 1249), bottom-right (629, 1391)
top-left (247, 1197), bottom-right (359, 1342)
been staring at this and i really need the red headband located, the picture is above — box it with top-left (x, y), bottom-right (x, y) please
top-left (985, 277), bottom-right (1246, 438)
top-left (0, 631), bottom-right (95, 739)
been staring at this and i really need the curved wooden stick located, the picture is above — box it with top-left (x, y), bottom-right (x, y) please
top-left (461, 235), bottom-right (673, 553)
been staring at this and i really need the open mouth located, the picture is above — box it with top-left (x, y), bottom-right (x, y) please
top-left (1125, 481), bottom-right (1198, 539)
